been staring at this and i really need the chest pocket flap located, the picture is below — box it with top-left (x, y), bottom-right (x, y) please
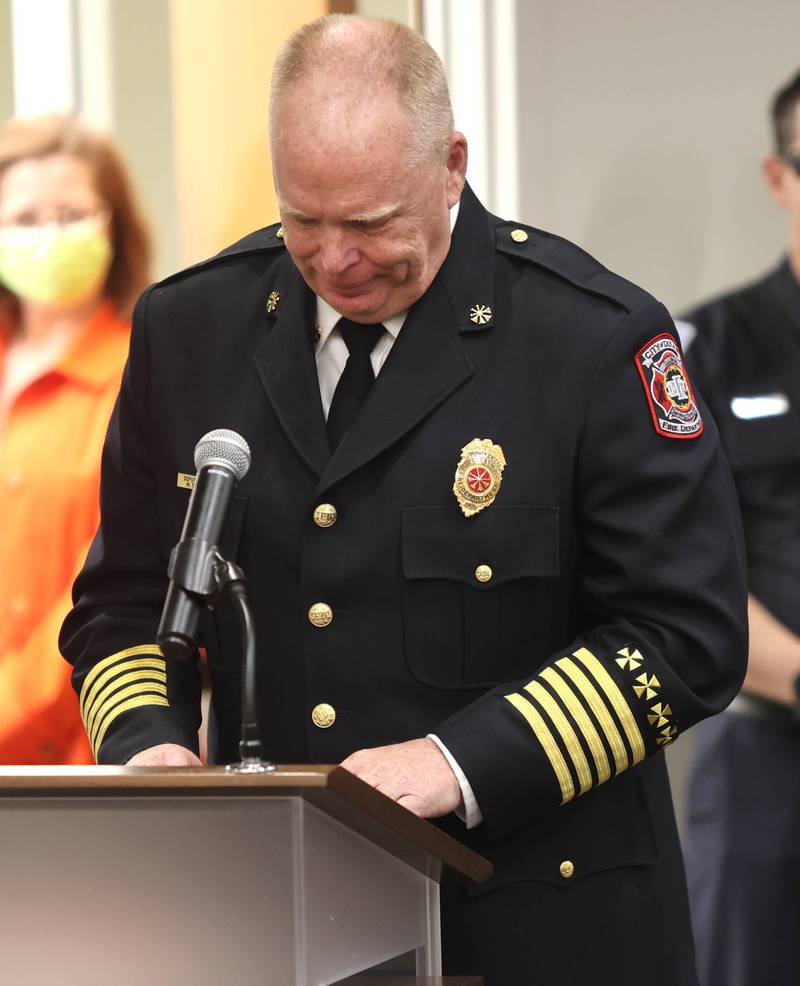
top-left (401, 504), bottom-right (559, 689)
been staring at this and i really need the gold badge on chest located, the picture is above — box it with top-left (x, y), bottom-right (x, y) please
top-left (453, 438), bottom-right (507, 517)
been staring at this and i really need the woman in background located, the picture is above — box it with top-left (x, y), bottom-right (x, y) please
top-left (0, 114), bottom-right (151, 763)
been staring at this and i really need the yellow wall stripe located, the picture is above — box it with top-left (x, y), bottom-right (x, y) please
top-left (523, 681), bottom-right (592, 795)
top-left (80, 644), bottom-right (164, 711)
top-left (92, 695), bottom-right (170, 759)
top-left (90, 681), bottom-right (168, 752)
top-left (538, 668), bottom-right (611, 785)
top-left (574, 647), bottom-right (646, 765)
top-left (556, 657), bottom-right (629, 774)
top-left (505, 692), bottom-right (575, 804)
top-left (84, 668), bottom-right (167, 740)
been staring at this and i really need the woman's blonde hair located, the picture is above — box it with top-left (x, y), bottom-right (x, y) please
top-left (0, 113), bottom-right (151, 322)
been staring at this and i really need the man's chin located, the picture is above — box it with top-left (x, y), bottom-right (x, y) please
top-left (323, 287), bottom-right (389, 322)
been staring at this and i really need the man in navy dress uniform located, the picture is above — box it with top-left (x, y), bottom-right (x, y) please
top-left (62, 16), bottom-right (748, 984)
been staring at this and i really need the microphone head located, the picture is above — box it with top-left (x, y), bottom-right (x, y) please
top-left (194, 429), bottom-right (251, 481)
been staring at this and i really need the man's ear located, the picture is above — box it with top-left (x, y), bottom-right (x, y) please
top-left (762, 153), bottom-right (791, 209)
top-left (446, 132), bottom-right (468, 207)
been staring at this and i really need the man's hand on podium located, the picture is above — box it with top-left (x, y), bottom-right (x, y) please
top-left (126, 744), bottom-right (203, 766)
top-left (341, 737), bottom-right (462, 818)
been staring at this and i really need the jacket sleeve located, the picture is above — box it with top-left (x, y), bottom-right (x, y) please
top-left (435, 299), bottom-right (748, 839)
top-left (59, 288), bottom-right (202, 764)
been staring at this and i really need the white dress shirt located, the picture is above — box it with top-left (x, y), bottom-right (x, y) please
top-left (311, 201), bottom-right (482, 828)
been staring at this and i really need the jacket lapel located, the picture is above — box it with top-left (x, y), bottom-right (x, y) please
top-left (317, 183), bottom-right (495, 495)
top-left (252, 263), bottom-right (331, 477)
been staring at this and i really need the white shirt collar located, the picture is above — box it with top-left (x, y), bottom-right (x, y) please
top-left (314, 197), bottom-right (461, 345)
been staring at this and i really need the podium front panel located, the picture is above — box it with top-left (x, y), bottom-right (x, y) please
top-left (0, 794), bottom-right (440, 985)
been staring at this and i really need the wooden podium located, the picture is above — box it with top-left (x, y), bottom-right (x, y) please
top-left (0, 765), bottom-right (490, 985)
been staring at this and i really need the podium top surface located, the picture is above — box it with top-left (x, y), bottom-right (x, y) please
top-left (0, 764), bottom-right (491, 885)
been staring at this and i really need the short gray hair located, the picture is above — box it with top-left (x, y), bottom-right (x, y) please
top-left (269, 15), bottom-right (454, 167)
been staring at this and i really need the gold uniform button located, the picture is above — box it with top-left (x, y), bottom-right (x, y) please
top-left (308, 602), bottom-right (333, 628)
top-left (475, 564), bottom-right (493, 583)
top-left (559, 860), bottom-right (575, 879)
top-left (311, 703), bottom-right (336, 728)
top-left (313, 503), bottom-right (338, 528)
top-left (511, 228), bottom-right (529, 243)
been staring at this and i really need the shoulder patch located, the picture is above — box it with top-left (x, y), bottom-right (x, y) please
top-left (635, 334), bottom-right (703, 439)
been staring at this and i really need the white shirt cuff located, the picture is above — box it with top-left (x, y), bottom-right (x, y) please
top-left (427, 733), bottom-right (483, 829)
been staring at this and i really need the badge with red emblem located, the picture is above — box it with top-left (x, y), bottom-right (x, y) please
top-left (635, 334), bottom-right (703, 439)
top-left (453, 438), bottom-right (507, 517)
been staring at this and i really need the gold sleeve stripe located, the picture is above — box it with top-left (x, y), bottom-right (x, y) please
top-left (82, 660), bottom-right (166, 723)
top-left (523, 681), bottom-right (592, 795)
top-left (92, 694), bottom-right (170, 758)
top-left (80, 644), bottom-right (164, 710)
top-left (538, 668), bottom-right (611, 785)
top-left (574, 647), bottom-right (646, 765)
top-left (505, 692), bottom-right (575, 804)
top-left (555, 657), bottom-right (629, 774)
top-left (84, 668), bottom-right (168, 740)
top-left (90, 681), bottom-right (168, 751)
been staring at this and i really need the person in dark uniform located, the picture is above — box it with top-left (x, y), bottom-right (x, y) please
top-left (60, 16), bottom-right (747, 985)
top-left (679, 68), bottom-right (800, 986)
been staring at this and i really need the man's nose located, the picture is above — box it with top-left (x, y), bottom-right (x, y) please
top-left (317, 227), bottom-right (358, 275)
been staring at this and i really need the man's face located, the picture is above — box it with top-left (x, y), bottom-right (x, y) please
top-left (273, 89), bottom-right (466, 323)
top-left (765, 103), bottom-right (800, 253)
top-left (783, 106), bottom-right (800, 227)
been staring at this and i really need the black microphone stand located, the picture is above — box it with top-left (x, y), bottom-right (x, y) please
top-left (160, 542), bottom-right (274, 773)
top-left (212, 554), bottom-right (275, 773)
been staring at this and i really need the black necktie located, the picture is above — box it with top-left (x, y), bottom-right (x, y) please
top-left (326, 318), bottom-right (383, 450)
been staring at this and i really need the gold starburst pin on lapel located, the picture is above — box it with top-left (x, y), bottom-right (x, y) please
top-left (266, 291), bottom-right (280, 314)
top-left (469, 304), bottom-right (492, 325)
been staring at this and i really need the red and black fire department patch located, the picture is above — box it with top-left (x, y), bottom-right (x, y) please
top-left (635, 334), bottom-right (703, 439)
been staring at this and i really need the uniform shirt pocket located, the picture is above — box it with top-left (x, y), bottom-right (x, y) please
top-left (401, 504), bottom-right (559, 689)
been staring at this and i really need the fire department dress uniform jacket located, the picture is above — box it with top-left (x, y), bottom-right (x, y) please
top-left (61, 185), bottom-right (747, 985)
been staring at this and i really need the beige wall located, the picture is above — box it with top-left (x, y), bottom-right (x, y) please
top-left (0, 0), bottom-right (13, 123)
top-left (169, 0), bottom-right (328, 267)
top-left (515, 0), bottom-right (800, 314)
top-left (110, 0), bottom-right (180, 283)
top-left (511, 0), bottom-right (800, 823)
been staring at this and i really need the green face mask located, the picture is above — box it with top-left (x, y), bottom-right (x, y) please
top-left (0, 218), bottom-right (112, 307)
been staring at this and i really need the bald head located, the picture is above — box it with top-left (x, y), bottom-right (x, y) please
top-left (269, 15), bottom-right (454, 168)
top-left (268, 15), bottom-right (467, 323)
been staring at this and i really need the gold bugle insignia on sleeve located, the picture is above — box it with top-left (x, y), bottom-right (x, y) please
top-left (79, 645), bottom-right (169, 759)
top-left (647, 702), bottom-right (672, 728)
top-left (615, 646), bottom-right (643, 670)
top-left (632, 672), bottom-right (661, 701)
top-left (656, 725), bottom-right (678, 747)
top-left (573, 648), bottom-right (646, 765)
top-left (505, 692), bottom-right (575, 804)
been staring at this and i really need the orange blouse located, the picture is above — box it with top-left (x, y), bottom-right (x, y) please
top-left (0, 302), bottom-right (130, 764)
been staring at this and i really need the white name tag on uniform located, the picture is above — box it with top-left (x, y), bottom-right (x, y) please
top-left (730, 393), bottom-right (790, 419)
